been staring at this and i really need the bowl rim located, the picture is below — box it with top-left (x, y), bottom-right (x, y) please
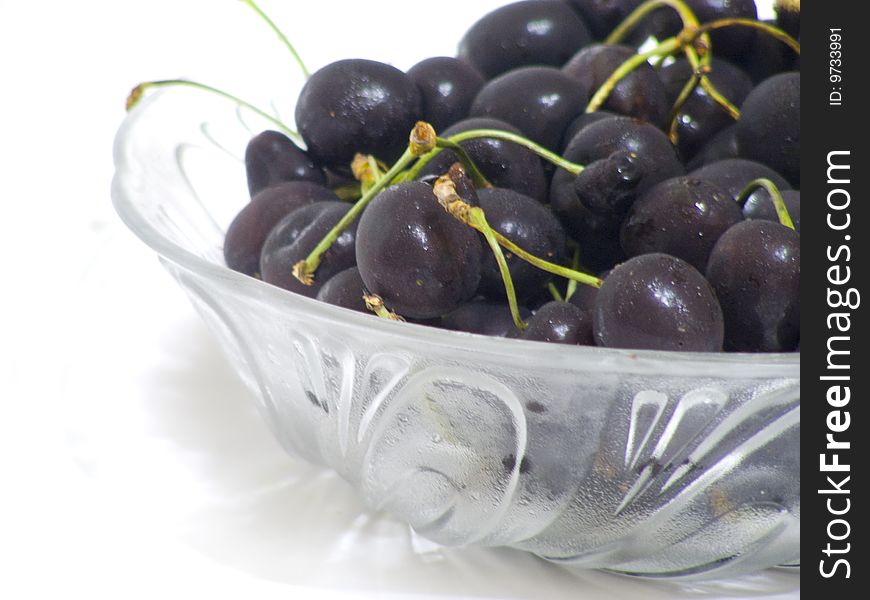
top-left (111, 89), bottom-right (800, 379)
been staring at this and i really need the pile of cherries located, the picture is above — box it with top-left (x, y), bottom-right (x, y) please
top-left (204, 0), bottom-right (801, 353)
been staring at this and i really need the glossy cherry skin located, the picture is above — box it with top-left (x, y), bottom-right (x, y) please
top-left (470, 66), bottom-right (588, 151)
top-left (563, 44), bottom-right (669, 128)
top-left (356, 181), bottom-right (483, 319)
top-left (315, 267), bottom-right (370, 314)
top-left (260, 201), bottom-right (359, 297)
top-left (419, 117), bottom-right (549, 202)
top-left (475, 187), bottom-right (567, 301)
top-left (295, 59), bottom-right (422, 170)
top-left (406, 57), bottom-right (486, 132)
top-left (593, 253), bottom-right (724, 352)
top-left (621, 176), bottom-right (743, 272)
top-left (560, 111), bottom-right (617, 151)
top-left (521, 301), bottom-right (594, 345)
top-left (244, 130), bottom-right (326, 197)
top-left (686, 125), bottom-right (739, 170)
top-left (706, 220), bottom-right (800, 352)
top-left (224, 181), bottom-right (338, 277)
top-left (457, 0), bottom-right (593, 79)
top-left (736, 72), bottom-right (800, 187)
top-left (690, 158), bottom-right (791, 207)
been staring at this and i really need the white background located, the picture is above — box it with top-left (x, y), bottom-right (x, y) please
top-left (0, 1), bottom-right (797, 599)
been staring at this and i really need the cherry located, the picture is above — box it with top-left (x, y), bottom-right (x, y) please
top-left (260, 201), bottom-right (359, 297)
top-left (743, 190), bottom-right (800, 233)
top-left (520, 301), bottom-right (594, 345)
top-left (458, 0), bottom-right (593, 79)
top-left (690, 158), bottom-right (791, 205)
top-left (563, 0), bottom-right (644, 40)
top-left (593, 253), bottom-right (724, 352)
top-left (406, 57), bottom-right (486, 132)
top-left (223, 181), bottom-right (337, 277)
top-left (470, 66), bottom-right (588, 151)
top-left (355, 181), bottom-right (483, 319)
top-left (475, 187), bottom-right (567, 302)
top-left (315, 267), bottom-right (370, 314)
top-left (563, 44), bottom-right (669, 128)
top-left (620, 176), bottom-right (742, 272)
top-left (706, 220), bottom-right (800, 352)
top-left (294, 59), bottom-right (422, 170)
top-left (244, 130), bottom-right (326, 197)
top-left (736, 72), bottom-right (800, 187)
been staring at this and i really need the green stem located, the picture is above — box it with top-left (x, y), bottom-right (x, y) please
top-left (468, 208), bottom-right (528, 331)
top-left (435, 138), bottom-right (492, 187)
top-left (667, 69), bottom-right (701, 144)
top-left (127, 79), bottom-right (300, 139)
top-left (239, 0), bottom-right (311, 78)
top-left (605, 0), bottom-right (701, 45)
top-left (564, 244), bottom-right (582, 301)
top-left (693, 18), bottom-right (800, 55)
top-left (586, 37), bottom-right (682, 114)
top-left (683, 50), bottom-right (740, 119)
top-left (548, 282), bottom-right (564, 303)
top-left (737, 178), bottom-right (795, 231)
top-left (363, 294), bottom-right (405, 321)
top-left (491, 231), bottom-right (602, 289)
top-left (294, 148), bottom-right (416, 284)
top-left (448, 129), bottom-right (584, 175)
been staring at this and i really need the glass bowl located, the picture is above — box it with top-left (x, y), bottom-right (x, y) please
top-left (111, 87), bottom-right (800, 580)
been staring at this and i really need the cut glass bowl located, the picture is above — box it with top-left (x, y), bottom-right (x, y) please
top-left (112, 88), bottom-right (800, 580)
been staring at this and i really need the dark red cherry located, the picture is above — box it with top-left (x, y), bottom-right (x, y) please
top-left (244, 130), bottom-right (326, 197)
top-left (563, 44), bottom-right (669, 128)
top-left (356, 182), bottom-right (483, 319)
top-left (315, 267), bottom-right (370, 314)
top-left (742, 190), bottom-right (800, 233)
top-left (706, 220), bottom-right (800, 352)
top-left (295, 59), bottom-right (422, 170)
top-left (736, 72), bottom-right (800, 187)
top-left (521, 301), bottom-right (594, 345)
top-left (593, 253), bottom-right (724, 352)
top-left (563, 0), bottom-right (644, 40)
top-left (475, 187), bottom-right (567, 301)
top-left (224, 181), bottom-right (338, 277)
top-left (458, 0), bottom-right (593, 79)
top-left (406, 57), bottom-right (486, 132)
top-left (620, 176), bottom-right (743, 272)
top-left (470, 66), bottom-right (588, 151)
top-left (260, 201), bottom-right (359, 297)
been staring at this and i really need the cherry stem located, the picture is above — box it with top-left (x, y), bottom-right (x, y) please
top-left (239, 0), bottom-right (311, 78)
top-left (548, 282), bottom-right (564, 303)
top-left (433, 177), bottom-right (527, 330)
top-left (683, 49), bottom-right (740, 119)
top-left (126, 79), bottom-right (300, 140)
top-left (293, 122), bottom-right (437, 284)
top-left (293, 148), bottom-right (415, 285)
top-left (667, 69), bottom-right (702, 144)
top-left (448, 129), bottom-right (584, 175)
top-left (737, 178), bottom-right (796, 231)
top-left (435, 139), bottom-right (493, 188)
top-left (468, 209), bottom-right (528, 331)
top-left (564, 244), bottom-right (582, 301)
top-left (433, 178), bottom-right (602, 293)
top-left (586, 36), bottom-right (681, 114)
top-left (332, 182), bottom-right (362, 202)
top-left (692, 18), bottom-right (800, 55)
top-left (605, 0), bottom-right (701, 45)
top-left (363, 293), bottom-right (405, 321)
